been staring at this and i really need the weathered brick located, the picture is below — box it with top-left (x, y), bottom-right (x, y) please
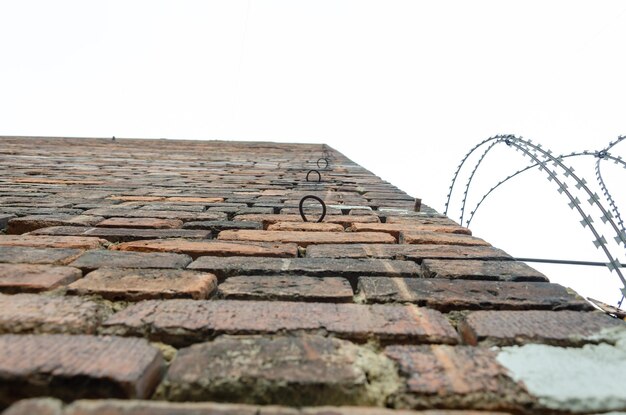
top-left (0, 214), bottom-right (16, 230)
top-left (218, 276), bottom-right (353, 302)
top-left (385, 216), bottom-right (461, 226)
top-left (96, 217), bottom-right (183, 229)
top-left (157, 335), bottom-right (400, 406)
top-left (189, 256), bottom-right (421, 280)
top-left (67, 268), bottom-right (217, 301)
top-left (0, 234), bottom-right (108, 250)
top-left (182, 220), bottom-right (263, 232)
top-left (102, 300), bottom-right (458, 346)
top-left (306, 244), bottom-right (511, 261)
top-left (0, 293), bottom-right (106, 334)
top-left (82, 208), bottom-right (227, 222)
top-left (31, 226), bottom-right (211, 243)
top-left (459, 310), bottom-right (626, 346)
top-left (0, 334), bottom-right (164, 405)
top-left (357, 278), bottom-right (592, 311)
top-left (2, 398), bottom-right (63, 415)
top-left (234, 214), bottom-right (380, 228)
top-left (0, 264), bottom-right (82, 293)
top-left (113, 239), bottom-right (297, 259)
top-left (3, 399), bottom-right (513, 415)
top-left (384, 345), bottom-right (532, 411)
top-left (7, 215), bottom-right (104, 234)
top-left (399, 231), bottom-right (489, 246)
top-left (0, 246), bottom-right (83, 265)
top-left (350, 223), bottom-right (472, 238)
top-left (421, 259), bottom-right (548, 282)
top-left (108, 195), bottom-right (164, 202)
top-left (69, 250), bottom-right (192, 272)
top-left (267, 222), bottom-right (345, 232)
top-left (217, 230), bottom-right (396, 246)
top-left (167, 196), bottom-right (224, 203)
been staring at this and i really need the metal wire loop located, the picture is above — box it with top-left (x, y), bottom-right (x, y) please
top-left (299, 195), bottom-right (326, 223)
top-left (317, 157), bottom-right (329, 169)
top-left (306, 169), bottom-right (321, 182)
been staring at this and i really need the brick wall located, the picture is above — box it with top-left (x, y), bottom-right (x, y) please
top-left (0, 136), bottom-right (624, 415)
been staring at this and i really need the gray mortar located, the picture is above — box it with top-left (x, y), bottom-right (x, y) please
top-left (496, 327), bottom-right (626, 413)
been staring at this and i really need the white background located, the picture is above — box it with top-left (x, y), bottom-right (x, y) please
top-left (1, 1), bottom-right (625, 305)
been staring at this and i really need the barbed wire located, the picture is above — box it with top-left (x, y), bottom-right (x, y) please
top-left (446, 135), bottom-right (626, 305)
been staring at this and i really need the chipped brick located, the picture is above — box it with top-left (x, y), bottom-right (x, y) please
top-left (113, 239), bottom-right (297, 259)
top-left (69, 250), bottom-right (192, 272)
top-left (158, 335), bottom-right (399, 406)
top-left (82, 208), bottom-right (227, 222)
top-left (0, 264), bottom-right (82, 293)
top-left (189, 256), bottom-right (421, 280)
top-left (0, 235), bottom-right (108, 249)
top-left (421, 259), bottom-right (547, 282)
top-left (459, 310), bottom-right (626, 346)
top-left (306, 244), bottom-right (511, 261)
top-left (0, 334), bottom-right (164, 405)
top-left (102, 300), bottom-right (458, 346)
top-left (67, 268), bottom-right (217, 301)
top-left (350, 223), bottom-right (472, 238)
top-left (399, 231), bottom-right (489, 246)
top-left (0, 293), bottom-right (105, 334)
top-left (357, 278), bottom-right (592, 311)
top-left (31, 226), bottom-right (211, 243)
top-left (217, 230), bottom-right (396, 246)
top-left (384, 345), bottom-right (532, 411)
top-left (97, 217), bottom-right (184, 229)
top-left (218, 276), bottom-right (353, 302)
top-left (0, 246), bottom-right (83, 265)
top-left (7, 215), bottom-right (104, 234)
top-left (182, 220), bottom-right (263, 232)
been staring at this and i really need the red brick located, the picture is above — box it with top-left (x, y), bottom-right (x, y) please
top-left (112, 239), bottom-right (297, 259)
top-left (7, 215), bottom-right (104, 234)
top-left (384, 345), bottom-right (532, 411)
top-left (0, 235), bottom-right (108, 249)
top-left (399, 231), bottom-right (488, 246)
top-left (69, 250), bottom-right (192, 272)
top-left (385, 216), bottom-right (461, 226)
top-left (31, 226), bottom-right (211, 243)
top-left (96, 217), bottom-right (183, 229)
top-left (0, 293), bottom-right (106, 334)
top-left (0, 246), bottom-right (84, 265)
top-left (182, 220), bottom-right (263, 232)
top-left (0, 334), bottom-right (164, 405)
top-left (67, 268), bottom-right (217, 301)
top-left (350, 223), bottom-right (472, 238)
top-left (306, 244), bottom-right (511, 260)
top-left (0, 264), bottom-right (82, 293)
top-left (459, 310), bottom-right (626, 346)
top-left (2, 399), bottom-right (512, 415)
top-left (357, 278), bottom-right (592, 311)
top-left (188, 256), bottom-right (421, 281)
top-left (266, 222), bottom-right (345, 232)
top-left (421, 259), bottom-right (548, 282)
top-left (2, 398), bottom-right (63, 415)
top-left (167, 196), bottom-right (225, 203)
top-left (158, 335), bottom-right (399, 406)
top-left (81, 208), bottom-right (227, 222)
top-left (234, 214), bottom-right (380, 228)
top-left (102, 300), bottom-right (458, 346)
top-left (217, 230), bottom-right (396, 246)
top-left (218, 276), bottom-right (353, 302)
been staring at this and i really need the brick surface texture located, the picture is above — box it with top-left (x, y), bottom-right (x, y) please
top-left (0, 136), bottom-right (623, 414)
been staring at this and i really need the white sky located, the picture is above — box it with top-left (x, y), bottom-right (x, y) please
top-left (1, 1), bottom-right (625, 306)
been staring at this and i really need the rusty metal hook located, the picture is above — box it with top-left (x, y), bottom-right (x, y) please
top-left (299, 195), bottom-right (326, 223)
top-left (306, 169), bottom-right (321, 182)
top-left (317, 158), bottom-right (329, 169)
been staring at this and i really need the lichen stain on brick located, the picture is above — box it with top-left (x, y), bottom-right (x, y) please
top-left (154, 334), bottom-right (402, 407)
